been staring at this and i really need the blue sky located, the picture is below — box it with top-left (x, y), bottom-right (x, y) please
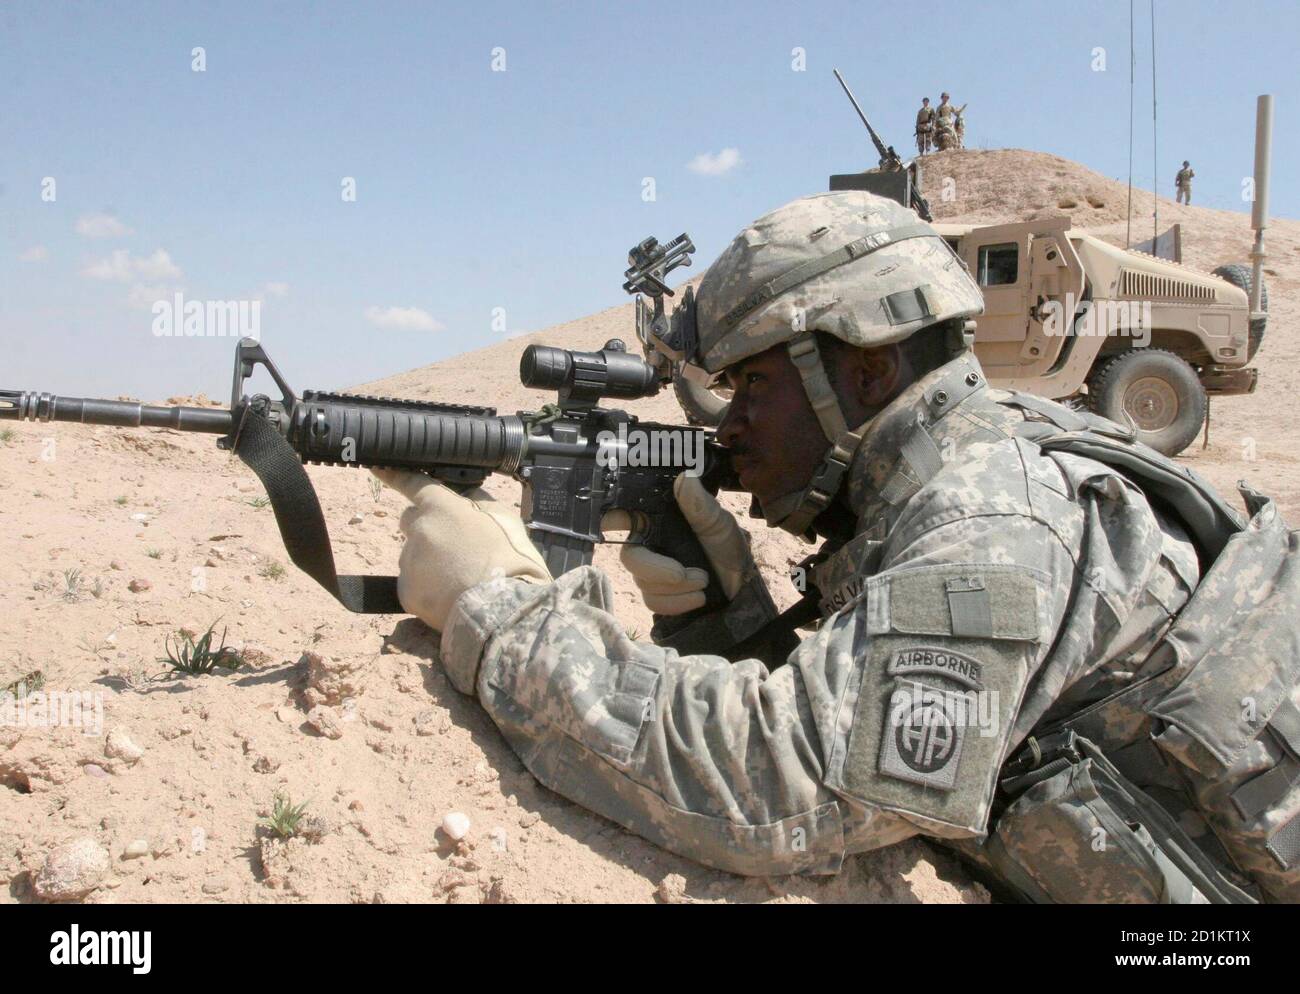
top-left (2, 0), bottom-right (1295, 401)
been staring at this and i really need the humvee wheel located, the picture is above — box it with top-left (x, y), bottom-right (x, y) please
top-left (1089, 348), bottom-right (1207, 456)
top-left (1211, 264), bottom-right (1267, 360)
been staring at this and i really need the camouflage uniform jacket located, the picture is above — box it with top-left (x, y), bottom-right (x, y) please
top-left (439, 352), bottom-right (1202, 876)
top-left (936, 101), bottom-right (958, 123)
top-left (915, 106), bottom-right (935, 129)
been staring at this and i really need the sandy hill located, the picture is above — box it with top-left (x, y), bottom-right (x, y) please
top-left (2, 149), bottom-right (1295, 904)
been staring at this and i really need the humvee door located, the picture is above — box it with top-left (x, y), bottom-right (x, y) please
top-left (958, 219), bottom-right (1085, 383)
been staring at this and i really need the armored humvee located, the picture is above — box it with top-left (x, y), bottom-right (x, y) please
top-left (929, 214), bottom-right (1262, 455)
top-left (660, 168), bottom-right (1264, 457)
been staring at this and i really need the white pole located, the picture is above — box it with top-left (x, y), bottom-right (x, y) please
top-left (1250, 95), bottom-right (1273, 319)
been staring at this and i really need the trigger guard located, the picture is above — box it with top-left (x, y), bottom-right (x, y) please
top-left (599, 508), bottom-right (650, 545)
top-left (625, 509), bottom-right (652, 545)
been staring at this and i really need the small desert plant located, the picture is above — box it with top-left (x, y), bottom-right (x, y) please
top-left (0, 428), bottom-right (15, 444)
top-left (61, 568), bottom-right (84, 601)
top-left (146, 548), bottom-right (163, 559)
top-left (160, 621), bottom-right (244, 675)
top-left (261, 792), bottom-right (310, 840)
top-left (258, 560), bottom-right (286, 581)
top-left (626, 627), bottom-right (641, 641)
top-left (2, 669), bottom-right (44, 698)
top-left (368, 476), bottom-right (383, 502)
top-left (245, 495), bottom-right (271, 509)
top-left (114, 495), bottom-right (129, 506)
top-left (115, 661), bottom-right (155, 692)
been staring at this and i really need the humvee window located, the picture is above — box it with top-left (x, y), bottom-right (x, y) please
top-left (978, 243), bottom-right (1019, 286)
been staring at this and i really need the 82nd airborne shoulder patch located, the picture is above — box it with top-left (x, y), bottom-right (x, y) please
top-left (878, 648), bottom-right (986, 792)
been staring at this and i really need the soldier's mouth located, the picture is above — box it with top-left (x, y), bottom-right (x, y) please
top-left (730, 454), bottom-right (757, 486)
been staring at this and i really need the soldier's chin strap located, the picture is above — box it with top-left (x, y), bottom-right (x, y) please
top-left (757, 331), bottom-right (873, 540)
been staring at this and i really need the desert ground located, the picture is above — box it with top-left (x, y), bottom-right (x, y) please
top-left (2, 148), bottom-right (1296, 903)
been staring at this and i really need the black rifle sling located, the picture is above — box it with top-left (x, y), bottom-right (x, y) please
top-left (232, 409), bottom-right (403, 614)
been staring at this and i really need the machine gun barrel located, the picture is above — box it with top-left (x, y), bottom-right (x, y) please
top-left (833, 68), bottom-right (899, 170)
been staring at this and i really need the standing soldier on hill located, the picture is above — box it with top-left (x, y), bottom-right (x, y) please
top-left (953, 103), bottom-right (968, 149)
top-left (934, 92), bottom-right (959, 150)
top-left (936, 92), bottom-right (958, 128)
top-left (915, 97), bottom-right (935, 155)
top-left (1176, 160), bottom-right (1195, 204)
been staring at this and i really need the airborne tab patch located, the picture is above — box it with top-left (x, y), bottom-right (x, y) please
top-left (887, 646), bottom-right (985, 689)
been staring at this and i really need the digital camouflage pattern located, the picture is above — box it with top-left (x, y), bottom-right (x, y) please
top-left (1056, 477), bottom-right (1300, 903)
top-left (433, 191), bottom-right (1299, 901)
top-left (691, 191), bottom-right (984, 375)
top-left (435, 351), bottom-right (1300, 892)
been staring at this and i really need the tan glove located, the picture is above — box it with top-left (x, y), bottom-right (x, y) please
top-left (373, 468), bottom-right (551, 632)
top-left (604, 473), bottom-right (753, 616)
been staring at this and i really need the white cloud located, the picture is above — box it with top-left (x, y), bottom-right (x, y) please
top-left (19, 246), bottom-right (48, 262)
top-left (364, 305), bottom-right (443, 332)
top-left (82, 248), bottom-right (183, 283)
top-left (75, 213), bottom-right (134, 239)
top-left (687, 148), bottom-right (743, 176)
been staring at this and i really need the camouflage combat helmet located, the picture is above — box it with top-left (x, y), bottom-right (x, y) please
top-left (682, 190), bottom-right (984, 537)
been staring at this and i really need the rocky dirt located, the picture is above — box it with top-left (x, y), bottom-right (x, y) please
top-left (2, 149), bottom-right (1295, 903)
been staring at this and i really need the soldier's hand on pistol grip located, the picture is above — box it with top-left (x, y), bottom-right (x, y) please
top-left (372, 468), bottom-right (551, 632)
top-left (603, 473), bottom-right (753, 616)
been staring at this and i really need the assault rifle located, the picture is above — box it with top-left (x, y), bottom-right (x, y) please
top-left (1, 337), bottom-right (790, 656)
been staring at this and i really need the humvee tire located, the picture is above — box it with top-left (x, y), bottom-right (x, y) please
top-left (673, 368), bottom-right (728, 427)
top-left (1211, 264), bottom-right (1267, 360)
top-left (1089, 348), bottom-right (1207, 456)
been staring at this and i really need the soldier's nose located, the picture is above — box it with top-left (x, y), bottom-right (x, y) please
top-left (717, 403), bottom-right (744, 448)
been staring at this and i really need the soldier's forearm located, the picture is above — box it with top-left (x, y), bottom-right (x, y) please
top-left (441, 567), bottom-right (906, 875)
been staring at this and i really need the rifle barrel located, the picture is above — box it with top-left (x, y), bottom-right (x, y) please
top-left (0, 390), bottom-right (233, 434)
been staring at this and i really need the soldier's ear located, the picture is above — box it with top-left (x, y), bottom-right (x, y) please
top-left (849, 345), bottom-right (902, 409)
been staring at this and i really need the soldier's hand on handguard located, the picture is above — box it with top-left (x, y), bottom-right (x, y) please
top-left (603, 473), bottom-right (754, 616)
top-left (372, 468), bottom-right (552, 632)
